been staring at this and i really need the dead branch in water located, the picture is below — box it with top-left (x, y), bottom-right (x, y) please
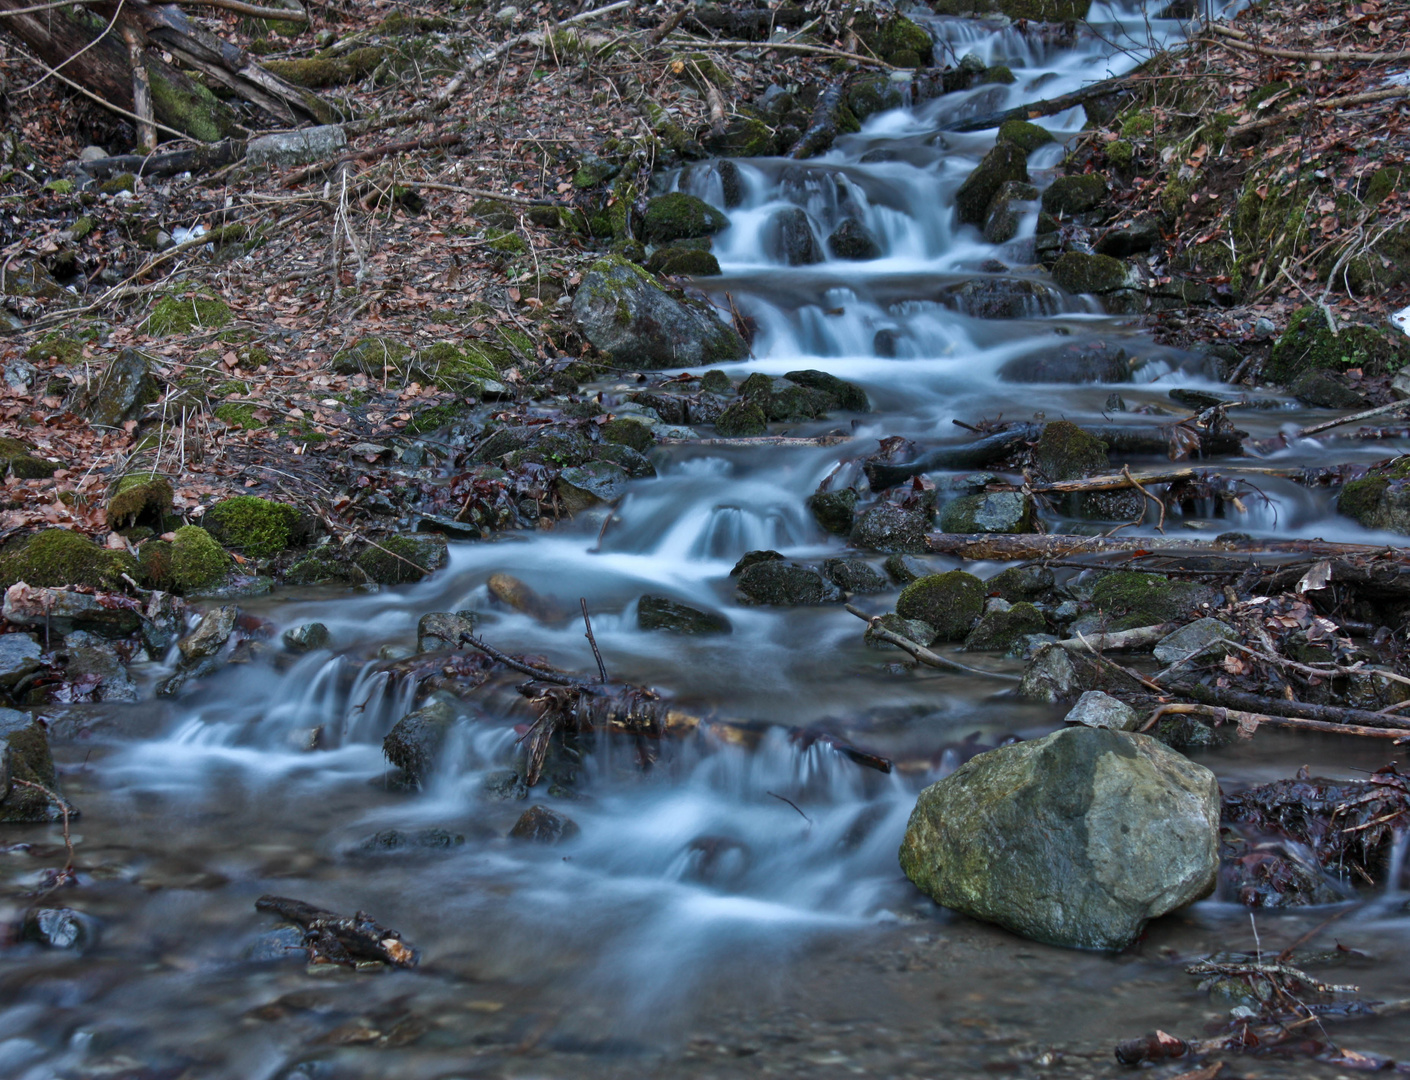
top-left (845, 604), bottom-right (1020, 682)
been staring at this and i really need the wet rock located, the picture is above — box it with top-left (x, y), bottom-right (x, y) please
top-left (899, 726), bottom-right (1220, 951)
top-left (682, 835), bottom-right (751, 886)
top-left (715, 400), bottom-right (767, 437)
top-left (282, 622), bottom-right (331, 653)
top-left (1033, 420), bottom-right (1144, 521)
top-left (850, 503), bottom-right (930, 554)
top-left (179, 606), bottom-right (239, 662)
top-left (997, 120), bottom-right (1054, 154)
top-left (1337, 455), bottom-right (1410, 533)
top-left (1090, 572), bottom-right (1218, 631)
top-left (981, 179), bottom-right (1040, 245)
top-left (509, 804), bottom-right (580, 843)
top-left (731, 549), bottom-right (782, 574)
top-left (0, 437), bottom-right (57, 480)
top-left (1290, 369), bottom-right (1369, 410)
top-left (1151, 713), bottom-right (1223, 750)
top-left (963, 599), bottom-right (1045, 651)
top-left (20, 907), bottom-right (98, 950)
top-left (601, 417), bottom-right (654, 453)
top-left (896, 571), bottom-right (984, 642)
top-left (884, 553), bottom-right (930, 584)
top-left (942, 276), bottom-right (1062, 319)
top-left (757, 378), bottom-right (836, 422)
top-left (809, 487), bottom-right (858, 535)
top-left (383, 699), bottom-right (456, 788)
top-left (766, 207), bottom-right (822, 265)
top-left (637, 595), bottom-right (731, 634)
top-left (0, 633), bottom-right (43, 689)
top-left (480, 770), bottom-right (529, 801)
top-left (1267, 304), bottom-right (1410, 386)
top-left (700, 369), bottom-right (732, 394)
top-left (488, 572), bottom-right (564, 621)
top-left (822, 559), bottom-right (887, 594)
top-left (955, 142), bottom-right (1029, 227)
top-left (627, 391), bottom-right (687, 426)
top-left (864, 612), bottom-right (938, 649)
top-left (641, 192), bottom-right (729, 244)
top-left (782, 369), bottom-right (869, 412)
top-left (999, 340), bottom-right (1133, 383)
top-left (1052, 252), bottom-right (1130, 295)
top-left (247, 124), bottom-right (347, 167)
top-left (1018, 642), bottom-right (1095, 703)
top-left (417, 611), bottom-right (476, 652)
top-left (1152, 617), bottom-right (1237, 666)
top-left (572, 255), bottom-right (748, 369)
top-left (1065, 689), bottom-right (1140, 731)
top-left (355, 535), bottom-right (448, 585)
top-left (592, 442), bottom-right (657, 478)
top-left (827, 218), bottom-right (881, 260)
top-left (736, 560), bottom-right (842, 606)
top-left (1041, 174), bottom-right (1109, 217)
top-left (985, 564), bottom-right (1054, 602)
top-left (556, 461), bottom-right (630, 515)
top-left (62, 642), bottom-right (137, 703)
top-left (3, 584), bottom-right (142, 638)
top-left (1, 709), bottom-right (74, 823)
top-left (939, 491), bottom-right (1038, 534)
top-left (359, 827), bottom-right (468, 854)
top-left (77, 347), bottom-right (157, 427)
top-left (1094, 218), bottom-right (1160, 257)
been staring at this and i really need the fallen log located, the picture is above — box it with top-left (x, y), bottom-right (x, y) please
top-left (74, 139), bottom-right (246, 180)
top-left (941, 71), bottom-right (1138, 132)
top-left (844, 604), bottom-right (1021, 682)
top-left (254, 895), bottom-right (418, 967)
top-left (1051, 623), bottom-right (1173, 653)
top-left (1165, 682), bottom-right (1410, 731)
top-left (925, 532), bottom-right (1410, 562)
top-left (1143, 702), bottom-right (1409, 741)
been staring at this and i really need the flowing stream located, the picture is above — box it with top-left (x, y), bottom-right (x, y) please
top-left (4, 4), bottom-right (1410, 1077)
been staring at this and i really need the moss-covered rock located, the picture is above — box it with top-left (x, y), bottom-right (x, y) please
top-left (642, 193), bottom-right (729, 245)
top-left (1266, 305), bottom-right (1410, 384)
top-left (143, 290), bottom-right (232, 335)
top-left (202, 496), bottom-right (307, 560)
top-left (0, 438), bottom-right (58, 480)
top-left (939, 491), bottom-right (1038, 533)
top-left (0, 529), bottom-right (137, 591)
top-left (601, 417), bottom-right (653, 453)
top-left (715, 400), bottom-right (767, 437)
top-left (896, 570), bottom-right (985, 641)
top-left (79, 347), bottom-right (159, 427)
top-left (705, 115), bottom-right (777, 157)
top-left (137, 539), bottom-right (173, 590)
top-left (998, 119), bottom-right (1055, 154)
top-left (827, 218), bottom-right (882, 260)
top-left (986, 564), bottom-right (1055, 603)
top-left (0, 714), bottom-right (73, 823)
top-left (263, 46), bottom-right (386, 88)
top-left (955, 142), bottom-right (1029, 226)
top-left (1089, 571), bottom-right (1218, 630)
top-left (1337, 456), bottom-right (1410, 534)
top-left (170, 525), bottom-right (231, 593)
top-left (355, 535), bottom-right (448, 585)
top-left (332, 335), bottom-right (412, 377)
top-left (1052, 252), bottom-right (1129, 295)
top-left (1032, 420), bottom-right (1106, 481)
top-left (809, 487), bottom-right (858, 535)
top-left (24, 332), bottom-right (85, 365)
top-left (645, 246), bottom-right (722, 276)
top-left (871, 13), bottom-right (933, 66)
top-left (964, 600), bottom-right (1046, 651)
top-left (1041, 174), bottom-right (1109, 216)
top-left (107, 473), bottom-right (173, 529)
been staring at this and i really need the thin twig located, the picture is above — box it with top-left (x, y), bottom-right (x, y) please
top-left (580, 598), bottom-right (607, 683)
top-left (767, 791), bottom-right (812, 824)
top-left (843, 605), bottom-right (1020, 682)
top-left (457, 632), bottom-right (590, 687)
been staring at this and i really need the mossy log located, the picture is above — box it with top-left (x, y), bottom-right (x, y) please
top-left (924, 533), bottom-right (1410, 562)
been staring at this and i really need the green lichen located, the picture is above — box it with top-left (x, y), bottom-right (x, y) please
top-left (0, 528), bottom-right (138, 590)
top-left (405, 401), bottom-right (464, 436)
top-left (1120, 110), bottom-right (1154, 139)
top-left (144, 290), bottom-right (232, 336)
top-left (0, 438), bottom-right (58, 480)
top-left (666, 52), bottom-right (733, 89)
top-left (896, 571), bottom-right (984, 642)
top-left (202, 496), bottom-right (304, 560)
top-left (1364, 167), bottom-right (1401, 207)
top-left (147, 67), bottom-right (236, 142)
top-left (979, 64), bottom-right (1016, 84)
top-left (169, 525), bottom-right (231, 593)
top-left (107, 473), bottom-right (173, 529)
top-left (332, 335), bottom-right (411, 377)
top-left (44, 179), bottom-right (73, 195)
top-left (99, 173), bottom-right (136, 195)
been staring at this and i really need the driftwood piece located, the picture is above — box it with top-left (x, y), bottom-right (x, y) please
top-left (925, 533), bottom-right (1410, 562)
top-left (942, 71), bottom-right (1138, 132)
top-left (76, 139), bottom-right (246, 180)
top-left (1167, 681), bottom-right (1410, 731)
top-left (845, 604), bottom-right (1021, 682)
top-left (1145, 702), bottom-right (1409, 741)
top-left (1052, 623), bottom-right (1173, 653)
top-left (255, 895), bottom-right (418, 967)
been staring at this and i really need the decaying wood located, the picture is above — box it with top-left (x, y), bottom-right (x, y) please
top-left (75, 139), bottom-right (246, 180)
top-left (255, 894), bottom-right (419, 967)
top-left (1229, 84), bottom-right (1410, 140)
top-left (1052, 623), bottom-right (1173, 653)
top-left (1165, 681), bottom-right (1410, 732)
top-left (1143, 702), bottom-right (1409, 741)
top-left (925, 532), bottom-right (1410, 562)
top-left (1206, 23), bottom-right (1410, 64)
top-left (1291, 398), bottom-right (1410, 439)
top-left (844, 604), bottom-right (1021, 682)
top-left (942, 71), bottom-right (1138, 133)
top-left (660, 434), bottom-right (852, 447)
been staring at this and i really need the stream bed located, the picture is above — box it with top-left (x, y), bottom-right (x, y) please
top-left (4, 2), bottom-right (1410, 1077)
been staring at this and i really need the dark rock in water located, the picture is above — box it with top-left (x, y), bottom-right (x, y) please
top-left (766, 207), bottom-right (823, 265)
top-left (592, 442), bottom-right (656, 479)
top-left (827, 217), bottom-right (881, 260)
top-left (1094, 217), bottom-right (1160, 257)
top-left (699, 369), bottom-right (733, 395)
top-left (282, 622), bottom-right (331, 653)
top-left (1033, 419), bottom-right (1144, 521)
top-left (1052, 252), bottom-right (1129, 295)
top-left (809, 487), bottom-right (858, 535)
top-left (716, 160), bottom-right (744, 207)
top-left (479, 769), bottom-right (529, 800)
top-left (510, 805), bottom-right (579, 843)
top-left (715, 400), bottom-right (767, 437)
top-left (955, 142), bottom-right (1029, 226)
top-left (736, 560), bottom-right (842, 606)
top-left (1064, 690), bottom-right (1140, 732)
top-left (999, 341), bottom-right (1133, 384)
top-left (0, 633), bottom-right (42, 689)
top-left (850, 504), bottom-right (930, 554)
top-left (985, 564), bottom-right (1054, 602)
top-left (783, 369), bottom-right (869, 412)
top-left (601, 417), bottom-right (654, 453)
top-left (763, 379), bottom-right (836, 422)
top-left (941, 276), bottom-right (1062, 319)
top-left (1090, 571), bottom-right (1219, 631)
top-left (731, 550), bottom-right (783, 575)
top-left (21, 907), bottom-right (98, 950)
top-left (0, 709), bottom-right (76, 822)
top-left (359, 827), bottom-right (467, 853)
top-left (1018, 642), bottom-right (1100, 703)
top-left (1290, 369), bottom-right (1368, 409)
top-left (641, 192), bottom-right (729, 245)
top-left (899, 726), bottom-right (1221, 951)
top-left (884, 552), bottom-right (930, 584)
top-left (939, 491), bottom-right (1038, 534)
top-left (896, 571), bottom-right (984, 641)
top-left (246, 925), bottom-right (306, 961)
top-left (572, 255), bottom-right (748, 369)
top-left (864, 612), bottom-right (938, 648)
top-left (638, 595), bottom-right (731, 634)
top-left (982, 179), bottom-right (1039, 244)
top-left (179, 606), bottom-right (239, 661)
top-left (355, 534), bottom-right (448, 585)
top-left (382, 699), bottom-right (456, 788)
top-left (60, 642), bottom-right (138, 703)
top-left (997, 120), bottom-right (1053, 154)
top-left (628, 391), bottom-right (687, 425)
top-left (1152, 713), bottom-right (1223, 750)
top-left (1337, 455), bottom-right (1410, 534)
top-left (1041, 174), bottom-right (1109, 217)
top-left (823, 558), bottom-right (887, 594)
top-left (873, 328), bottom-right (901, 356)
top-left (78, 348), bottom-right (157, 427)
top-left (963, 599), bottom-right (1046, 651)
top-left (556, 461), bottom-right (630, 514)
top-left (417, 611), bottom-right (476, 652)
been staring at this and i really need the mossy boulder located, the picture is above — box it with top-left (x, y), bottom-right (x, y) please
top-left (809, 487), bottom-right (858, 535)
top-left (144, 290), bottom-right (232, 335)
top-left (107, 474), bottom-right (173, 529)
top-left (715, 400), bottom-right (767, 437)
top-left (955, 143), bottom-right (1029, 226)
top-left (0, 529), bottom-right (137, 591)
top-left (645, 246), bottom-right (721, 276)
top-left (850, 504), bottom-right (931, 554)
top-left (939, 492), bottom-right (1038, 533)
top-left (1052, 252), bottom-right (1129, 295)
top-left (202, 496), bottom-right (308, 560)
top-left (137, 539), bottom-right (173, 590)
top-left (642, 193), bottom-right (729, 245)
top-left (986, 564), bottom-right (1055, 603)
top-left (333, 335), bottom-right (412, 377)
top-left (355, 535), bottom-right (448, 585)
top-left (1, 713), bottom-right (74, 823)
top-left (25, 333), bottom-right (85, 365)
top-left (782, 369), bottom-right (868, 412)
top-left (998, 120), bottom-right (1054, 154)
top-left (0, 438), bottom-right (58, 480)
top-left (262, 46), bottom-right (386, 88)
top-left (827, 218), bottom-right (882, 260)
top-left (1089, 572), bottom-right (1218, 630)
top-left (601, 417), bottom-right (654, 453)
top-left (170, 525), bottom-right (232, 594)
top-left (964, 600), bottom-right (1046, 651)
top-left (896, 571), bottom-right (985, 641)
top-left (1337, 456), bottom-right (1410, 535)
top-left (705, 115), bottom-right (777, 157)
top-left (736, 560), bottom-right (843, 606)
top-left (572, 255), bottom-right (748, 369)
top-left (383, 699), bottom-right (455, 786)
top-left (871, 13), bottom-right (933, 65)
top-left (1041, 175), bottom-right (1109, 217)
top-left (1033, 420), bottom-right (1106, 481)
top-left (1266, 306), bottom-right (1410, 384)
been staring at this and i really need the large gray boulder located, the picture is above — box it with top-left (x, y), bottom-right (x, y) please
top-left (899, 726), bottom-right (1220, 950)
top-left (572, 255), bottom-right (748, 368)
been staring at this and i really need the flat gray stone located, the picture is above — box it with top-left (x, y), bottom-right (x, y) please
top-left (1153, 617), bottom-right (1237, 666)
top-left (1065, 689), bottom-right (1140, 732)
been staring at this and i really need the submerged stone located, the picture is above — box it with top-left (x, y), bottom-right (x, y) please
top-left (939, 491), bottom-right (1038, 534)
top-left (637, 595), bottom-right (731, 634)
top-left (510, 805), bottom-right (580, 843)
top-left (736, 560), bottom-right (842, 606)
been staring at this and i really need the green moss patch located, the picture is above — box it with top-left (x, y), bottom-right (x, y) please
top-left (144, 290), bottom-right (232, 336)
top-left (1266, 305), bottom-right (1410, 383)
top-left (202, 496), bottom-right (306, 560)
top-left (642, 192), bottom-right (729, 245)
top-left (0, 438), bottom-right (59, 480)
top-left (170, 525), bottom-right (232, 593)
top-left (1032, 420), bottom-right (1108, 481)
top-left (138, 539), bottom-right (173, 590)
top-left (998, 119), bottom-right (1054, 154)
top-left (1089, 571), bottom-right (1216, 630)
top-left (0, 529), bottom-right (137, 591)
top-left (355, 535), bottom-right (447, 585)
top-left (897, 571), bottom-right (984, 642)
top-left (24, 332), bottom-right (85, 364)
top-left (107, 473), bottom-right (174, 529)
